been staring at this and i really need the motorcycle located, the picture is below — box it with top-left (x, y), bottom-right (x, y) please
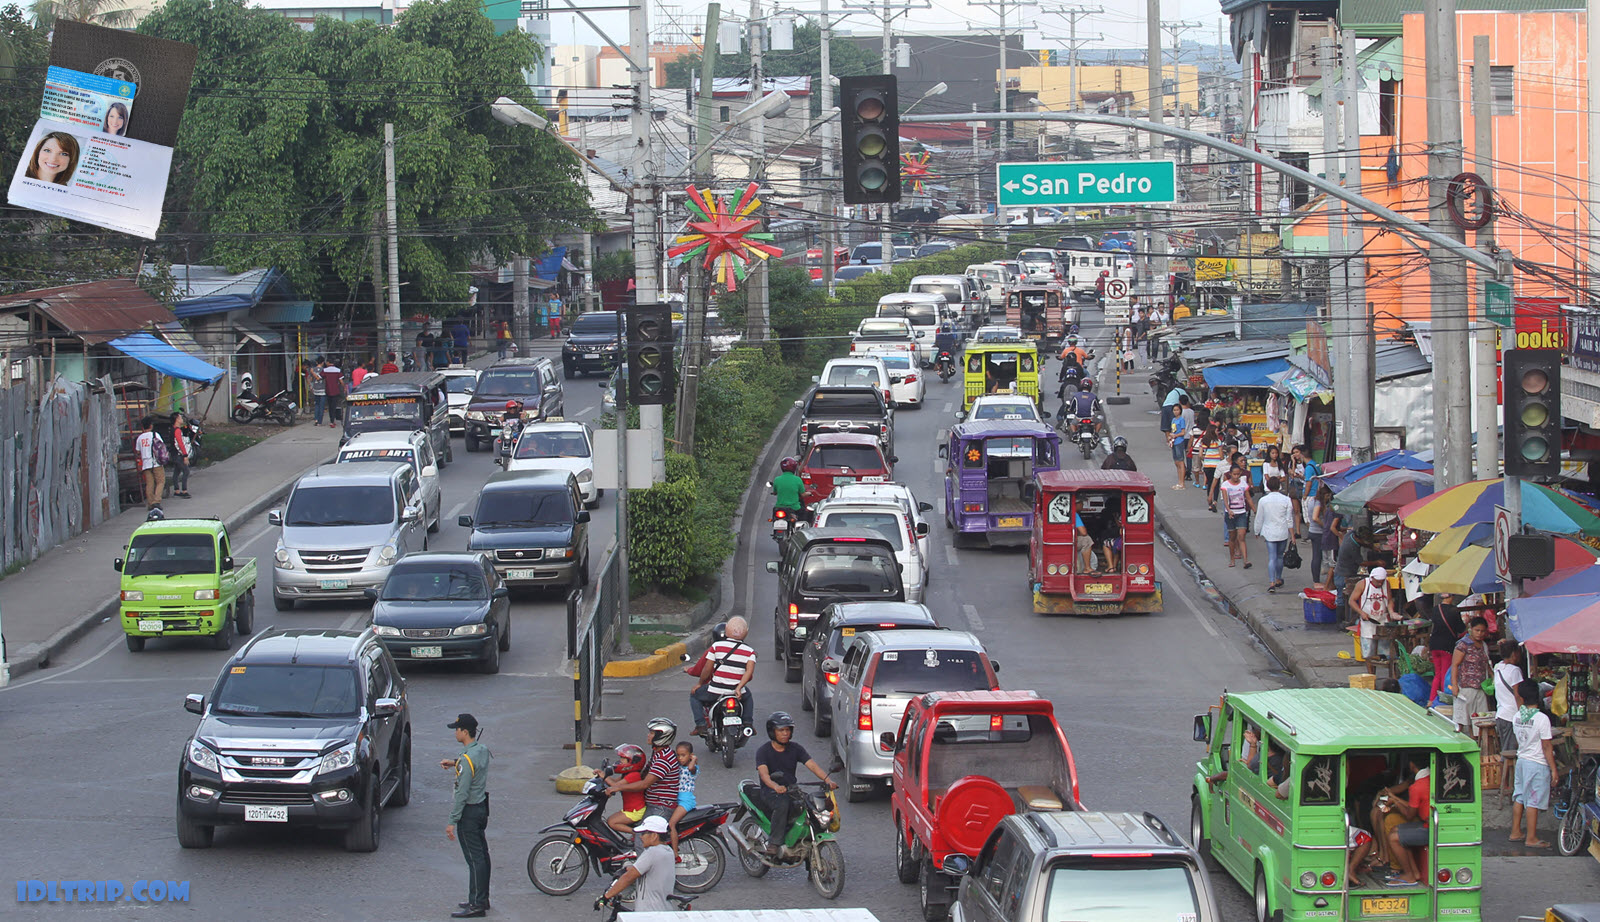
top-left (1060, 412), bottom-right (1098, 459)
top-left (772, 506), bottom-right (800, 543)
top-left (936, 351), bottom-right (955, 382)
top-left (723, 769), bottom-right (847, 899)
top-left (699, 692), bottom-right (756, 768)
top-left (526, 760), bottom-right (731, 897)
top-left (1149, 356), bottom-right (1183, 406)
top-left (232, 388), bottom-right (297, 426)
top-left (494, 418), bottom-right (523, 466)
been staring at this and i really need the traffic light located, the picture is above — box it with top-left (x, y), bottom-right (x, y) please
top-left (1503, 348), bottom-right (1562, 477)
top-left (839, 75), bottom-right (901, 205)
top-left (625, 304), bottom-right (674, 405)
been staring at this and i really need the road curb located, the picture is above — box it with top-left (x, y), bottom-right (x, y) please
top-left (711, 401), bottom-right (804, 625)
top-left (604, 642), bottom-right (687, 677)
top-left (7, 444), bottom-right (332, 679)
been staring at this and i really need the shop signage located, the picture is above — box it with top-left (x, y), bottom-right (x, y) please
top-left (1513, 297), bottom-right (1568, 351)
top-left (1483, 280), bottom-right (1513, 327)
top-left (1569, 309), bottom-right (1600, 373)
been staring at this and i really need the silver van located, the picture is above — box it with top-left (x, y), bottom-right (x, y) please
top-left (268, 462), bottom-right (429, 610)
top-left (828, 629), bottom-right (999, 800)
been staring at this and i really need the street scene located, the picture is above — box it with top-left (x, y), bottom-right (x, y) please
top-left (3, 0), bottom-right (1600, 919)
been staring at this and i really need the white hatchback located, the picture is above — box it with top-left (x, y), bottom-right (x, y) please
top-left (504, 419), bottom-right (599, 506)
top-left (810, 495), bottom-right (929, 601)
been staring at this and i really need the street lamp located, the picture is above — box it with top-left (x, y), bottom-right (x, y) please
top-left (904, 82), bottom-right (948, 115)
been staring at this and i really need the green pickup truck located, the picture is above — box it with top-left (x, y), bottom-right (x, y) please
top-left (115, 518), bottom-right (258, 652)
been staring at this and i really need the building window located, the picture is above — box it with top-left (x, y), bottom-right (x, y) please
top-left (719, 106), bottom-right (730, 122)
top-left (1470, 65), bottom-right (1515, 115)
top-left (1161, 78), bottom-right (1175, 99)
top-left (1379, 79), bottom-right (1397, 136)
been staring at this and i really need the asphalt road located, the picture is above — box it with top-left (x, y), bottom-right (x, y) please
top-left (3, 331), bottom-right (1598, 920)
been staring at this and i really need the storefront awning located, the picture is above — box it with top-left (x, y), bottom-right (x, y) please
top-left (235, 316), bottom-right (283, 348)
top-left (1203, 356), bottom-right (1291, 389)
top-left (108, 333), bottom-right (226, 383)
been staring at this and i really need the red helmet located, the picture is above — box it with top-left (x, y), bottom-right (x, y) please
top-left (1100, 270), bottom-right (1110, 277)
top-left (780, 457), bottom-right (799, 473)
top-left (505, 400), bottom-right (521, 411)
top-left (612, 743), bottom-right (646, 774)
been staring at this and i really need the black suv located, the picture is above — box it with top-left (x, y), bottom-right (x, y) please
top-left (764, 527), bottom-right (904, 683)
top-left (176, 628), bottom-right (411, 852)
top-left (460, 470), bottom-right (591, 589)
top-left (795, 385), bottom-right (893, 457)
top-left (462, 357), bottom-right (563, 452)
top-left (562, 311), bottom-right (623, 378)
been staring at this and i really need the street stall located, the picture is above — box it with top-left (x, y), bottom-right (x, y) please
top-left (1179, 341), bottom-right (1293, 449)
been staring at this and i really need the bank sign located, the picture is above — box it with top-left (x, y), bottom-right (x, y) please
top-left (996, 160), bottom-right (1177, 207)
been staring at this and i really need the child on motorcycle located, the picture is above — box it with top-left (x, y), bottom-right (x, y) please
top-left (669, 740), bottom-right (698, 860)
top-left (601, 744), bottom-right (648, 838)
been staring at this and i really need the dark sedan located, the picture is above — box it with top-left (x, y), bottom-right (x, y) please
top-left (367, 552), bottom-right (511, 674)
top-left (799, 601), bottom-right (941, 737)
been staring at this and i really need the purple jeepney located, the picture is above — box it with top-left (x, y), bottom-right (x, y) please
top-left (939, 419), bottom-right (1061, 547)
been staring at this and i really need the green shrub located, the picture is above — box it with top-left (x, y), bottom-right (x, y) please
top-left (628, 454), bottom-right (699, 591)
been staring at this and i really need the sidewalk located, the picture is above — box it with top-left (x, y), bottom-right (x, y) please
top-left (0, 350), bottom-right (510, 680)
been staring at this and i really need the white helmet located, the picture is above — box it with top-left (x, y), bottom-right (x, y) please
top-left (646, 716), bottom-right (677, 749)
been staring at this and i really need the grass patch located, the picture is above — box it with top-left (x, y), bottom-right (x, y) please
top-left (628, 631), bottom-right (683, 655)
top-left (197, 430), bottom-right (269, 468)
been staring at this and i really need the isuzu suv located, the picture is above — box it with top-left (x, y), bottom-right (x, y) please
top-left (176, 628), bottom-right (411, 852)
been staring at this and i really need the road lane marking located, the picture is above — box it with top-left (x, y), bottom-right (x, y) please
top-left (447, 494), bottom-right (476, 520)
top-left (962, 603), bottom-right (984, 631)
top-left (942, 401), bottom-right (952, 413)
top-left (932, 456), bottom-right (942, 476)
top-left (340, 609), bottom-right (367, 631)
top-left (0, 634), bottom-right (124, 691)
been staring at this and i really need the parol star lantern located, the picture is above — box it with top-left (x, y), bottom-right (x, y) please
top-left (668, 182), bottom-right (782, 292)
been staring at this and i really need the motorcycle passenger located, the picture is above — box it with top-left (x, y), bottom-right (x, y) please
top-left (753, 712), bottom-right (837, 858)
top-left (933, 322), bottom-right (958, 375)
top-left (1057, 335), bottom-right (1088, 368)
top-left (771, 457), bottom-right (807, 524)
top-left (689, 615), bottom-right (756, 736)
top-left (600, 744), bottom-right (649, 838)
top-left (1102, 436), bottom-right (1138, 471)
top-left (594, 815), bottom-right (676, 914)
top-left (606, 718), bottom-right (682, 823)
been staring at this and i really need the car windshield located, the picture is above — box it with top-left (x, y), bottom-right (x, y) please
top-left (878, 303), bottom-right (938, 326)
top-left (858, 321), bottom-right (911, 338)
top-left (828, 620), bottom-right (922, 655)
top-left (475, 370), bottom-right (541, 398)
top-left (807, 445), bottom-right (884, 471)
top-left (515, 431), bottom-right (589, 459)
top-left (869, 649), bottom-right (989, 695)
top-left (798, 548), bottom-right (898, 594)
top-left (1020, 250), bottom-right (1056, 262)
top-left (824, 365), bottom-right (882, 388)
top-left (474, 490), bottom-right (571, 528)
top-left (874, 355), bottom-right (913, 372)
top-left (807, 392), bottom-right (880, 414)
top-left (381, 565), bottom-right (487, 601)
top-left (285, 486), bottom-right (395, 527)
top-left (212, 665), bottom-right (362, 719)
top-left (443, 375), bottom-right (477, 394)
top-left (569, 314), bottom-right (618, 336)
top-left (817, 511), bottom-right (903, 549)
top-left (345, 396), bottom-right (421, 423)
top-left (973, 402), bottom-right (1037, 420)
top-left (124, 532), bottom-right (216, 576)
top-left (1042, 862), bottom-right (1201, 922)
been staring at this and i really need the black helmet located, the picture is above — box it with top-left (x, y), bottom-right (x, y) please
top-left (766, 711), bottom-right (796, 741)
top-left (145, 506), bottom-right (165, 522)
top-left (1113, 436), bottom-right (1128, 452)
top-left (712, 621), bottom-right (728, 642)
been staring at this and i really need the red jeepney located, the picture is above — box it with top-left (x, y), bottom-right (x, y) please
top-left (1030, 469), bottom-right (1163, 615)
top-left (806, 246), bottom-right (849, 280)
top-left (798, 432), bottom-right (895, 506)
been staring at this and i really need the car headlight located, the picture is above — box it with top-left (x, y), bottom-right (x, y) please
top-left (194, 589), bottom-right (219, 600)
top-left (274, 546), bottom-right (294, 569)
top-left (377, 544), bottom-right (398, 565)
top-left (452, 623), bottom-right (489, 636)
top-left (552, 547), bottom-right (575, 559)
top-left (188, 739), bottom-right (220, 773)
top-left (317, 742), bottom-right (357, 776)
top-left (372, 624), bottom-right (401, 636)
top-left (577, 469), bottom-right (593, 482)
top-left (120, 590), bottom-right (144, 601)
top-left (466, 410), bottom-right (487, 421)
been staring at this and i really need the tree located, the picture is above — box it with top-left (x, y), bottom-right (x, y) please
top-left (663, 24), bottom-right (878, 115)
top-left (710, 263), bottom-right (822, 358)
top-left (32, 0), bottom-right (139, 29)
top-left (138, 0), bottom-right (596, 315)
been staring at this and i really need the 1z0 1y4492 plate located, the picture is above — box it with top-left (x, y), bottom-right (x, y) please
top-left (244, 805), bottom-right (288, 823)
top-left (136, 620), bottom-right (163, 632)
top-left (411, 646), bottom-right (443, 658)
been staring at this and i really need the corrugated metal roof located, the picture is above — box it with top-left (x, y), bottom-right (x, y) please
top-left (1375, 340), bottom-right (1430, 379)
top-left (1342, 0), bottom-right (1580, 34)
top-left (0, 279), bottom-right (175, 345)
top-left (153, 265), bottom-right (279, 319)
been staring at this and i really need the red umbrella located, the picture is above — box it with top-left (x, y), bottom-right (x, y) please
top-left (1366, 478), bottom-right (1434, 514)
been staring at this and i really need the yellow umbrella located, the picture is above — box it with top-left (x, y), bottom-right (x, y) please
top-left (1419, 546), bottom-right (1496, 595)
top-left (1417, 523), bottom-right (1492, 565)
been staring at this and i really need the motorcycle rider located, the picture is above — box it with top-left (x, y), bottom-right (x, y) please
top-left (1062, 378), bottom-right (1102, 438)
top-left (771, 457), bottom-right (807, 525)
top-left (498, 400), bottom-right (523, 454)
top-left (1057, 335), bottom-right (1088, 368)
top-left (605, 718), bottom-right (681, 824)
top-left (689, 615), bottom-right (756, 737)
top-left (753, 712), bottom-right (837, 858)
top-left (594, 815), bottom-right (676, 914)
top-left (1102, 436), bottom-right (1138, 471)
top-left (932, 322), bottom-right (958, 376)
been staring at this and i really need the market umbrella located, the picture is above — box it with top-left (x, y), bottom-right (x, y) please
top-left (1417, 522), bottom-right (1493, 565)
top-left (1506, 593), bottom-right (1600, 654)
top-left (1366, 477), bottom-right (1436, 514)
top-left (1524, 559), bottom-right (1600, 597)
top-left (1329, 469), bottom-right (1434, 515)
top-left (1418, 537), bottom-right (1600, 595)
top-left (1398, 478), bottom-right (1600, 536)
top-left (1319, 450), bottom-right (1433, 492)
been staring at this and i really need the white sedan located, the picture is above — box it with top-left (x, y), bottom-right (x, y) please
top-left (504, 419), bottom-right (599, 506)
top-left (963, 395), bottom-right (1043, 423)
top-left (866, 351), bottom-right (925, 408)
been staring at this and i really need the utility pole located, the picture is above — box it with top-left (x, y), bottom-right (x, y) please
top-left (1040, 5), bottom-right (1102, 163)
top-left (1143, 0), bottom-right (1168, 300)
top-left (1470, 34), bottom-right (1498, 481)
top-left (746, 0), bottom-right (771, 341)
top-left (1161, 20), bottom-right (1200, 115)
top-left (383, 122), bottom-right (401, 361)
top-left (1343, 29), bottom-right (1372, 462)
top-left (1320, 37), bottom-right (1349, 451)
top-left (512, 256), bottom-right (529, 356)
top-left (1424, 0), bottom-right (1472, 488)
top-left (969, 0), bottom-right (1014, 149)
top-left (677, 2), bottom-right (720, 456)
top-left (819, 0), bottom-right (837, 295)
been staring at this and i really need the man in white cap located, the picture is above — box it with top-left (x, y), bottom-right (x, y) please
top-left (1351, 567), bottom-right (1398, 666)
top-left (595, 815), bottom-right (676, 913)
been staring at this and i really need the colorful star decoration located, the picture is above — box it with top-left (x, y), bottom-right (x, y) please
top-left (667, 182), bottom-right (782, 292)
top-left (901, 149), bottom-right (935, 193)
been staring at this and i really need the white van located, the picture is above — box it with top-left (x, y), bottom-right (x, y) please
top-left (874, 292), bottom-right (948, 366)
top-left (1066, 251), bottom-right (1136, 301)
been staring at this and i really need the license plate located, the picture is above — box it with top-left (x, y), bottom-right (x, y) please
top-left (861, 476), bottom-right (885, 483)
top-left (411, 646), bottom-right (443, 658)
top-left (318, 578), bottom-right (350, 590)
top-left (507, 568), bottom-right (539, 580)
top-left (136, 619), bottom-right (163, 632)
top-left (244, 805), bottom-right (288, 823)
top-left (1360, 897), bottom-right (1409, 916)
top-left (997, 516), bottom-right (1024, 528)
top-left (585, 352), bottom-right (601, 359)
top-left (833, 477), bottom-right (855, 485)
top-left (1084, 582), bottom-right (1114, 594)
top-left (723, 715), bottom-right (742, 725)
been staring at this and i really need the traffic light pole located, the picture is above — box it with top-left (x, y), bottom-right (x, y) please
top-left (877, 0), bottom-right (893, 273)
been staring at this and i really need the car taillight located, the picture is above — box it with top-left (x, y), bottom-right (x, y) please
top-left (1321, 872), bottom-right (1336, 887)
top-left (858, 686), bottom-right (873, 731)
top-left (788, 604), bottom-right (799, 629)
top-left (963, 503), bottom-right (983, 513)
top-left (1437, 868), bottom-right (1452, 884)
top-left (904, 375), bottom-right (918, 384)
top-left (826, 672), bottom-right (840, 685)
top-left (990, 715), bottom-right (1003, 730)
top-left (801, 473), bottom-right (811, 481)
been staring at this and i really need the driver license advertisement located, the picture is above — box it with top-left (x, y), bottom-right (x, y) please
top-left (8, 120), bottom-right (174, 239)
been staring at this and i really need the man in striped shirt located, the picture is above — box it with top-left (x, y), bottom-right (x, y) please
top-left (688, 616), bottom-right (756, 735)
top-left (607, 717), bottom-right (683, 822)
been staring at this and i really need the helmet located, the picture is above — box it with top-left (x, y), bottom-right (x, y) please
top-left (711, 621), bottom-right (728, 643)
top-left (145, 506), bottom-right (166, 522)
top-left (504, 399), bottom-right (521, 411)
top-left (1067, 335), bottom-right (1078, 346)
top-left (612, 743), bottom-right (646, 774)
top-left (646, 717), bottom-right (678, 749)
top-left (779, 457), bottom-right (799, 473)
top-left (1080, 378), bottom-right (1095, 390)
top-left (1100, 270), bottom-right (1110, 277)
top-left (766, 711), bottom-right (796, 741)
top-left (1113, 436), bottom-right (1128, 451)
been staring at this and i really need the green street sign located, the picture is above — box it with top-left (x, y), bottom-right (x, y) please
top-left (996, 160), bottom-right (1177, 207)
top-left (1484, 280), bottom-right (1513, 327)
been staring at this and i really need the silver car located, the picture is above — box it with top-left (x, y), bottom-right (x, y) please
top-left (828, 629), bottom-right (999, 801)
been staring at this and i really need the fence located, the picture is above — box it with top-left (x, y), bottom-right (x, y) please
top-left (0, 376), bottom-right (121, 572)
top-left (568, 542), bottom-right (621, 749)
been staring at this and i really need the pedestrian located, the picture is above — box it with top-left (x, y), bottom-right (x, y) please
top-left (1307, 485), bottom-right (1335, 585)
top-left (451, 318), bottom-right (471, 364)
top-left (306, 358), bottom-right (327, 425)
top-left (380, 352), bottom-right (400, 375)
top-left (1286, 445), bottom-right (1309, 541)
top-left (495, 319), bottom-right (511, 359)
top-left (135, 415), bottom-right (166, 510)
top-left (1159, 382), bottom-right (1184, 435)
top-left (1094, 270), bottom-right (1108, 310)
top-left (1353, 567), bottom-right (1398, 665)
top-left (1334, 525), bottom-right (1378, 626)
top-left (442, 713), bottom-right (491, 918)
top-left (434, 333), bottom-right (453, 369)
top-left (1256, 476), bottom-right (1295, 591)
top-left (414, 333), bottom-right (432, 372)
top-left (1510, 678), bottom-right (1558, 849)
top-left (1448, 616), bottom-right (1493, 736)
top-left (1220, 465), bottom-right (1253, 568)
top-left (169, 412), bottom-right (193, 499)
top-left (321, 358), bottom-right (345, 427)
top-left (1427, 592), bottom-right (1466, 704)
top-left (1261, 445), bottom-right (1286, 498)
top-left (351, 357), bottom-right (371, 388)
top-left (594, 816), bottom-right (676, 914)
top-left (1493, 639), bottom-right (1526, 797)
top-left (1167, 396), bottom-right (1191, 489)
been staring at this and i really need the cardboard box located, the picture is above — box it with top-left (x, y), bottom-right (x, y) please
top-left (1349, 674), bottom-right (1377, 690)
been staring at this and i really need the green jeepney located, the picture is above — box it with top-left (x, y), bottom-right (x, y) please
top-left (115, 518), bottom-right (257, 652)
top-left (1191, 688), bottom-right (1481, 922)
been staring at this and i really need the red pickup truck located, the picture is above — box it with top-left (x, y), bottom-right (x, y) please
top-left (884, 690), bottom-right (1081, 922)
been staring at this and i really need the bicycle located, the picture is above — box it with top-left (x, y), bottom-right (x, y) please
top-left (1554, 750), bottom-right (1600, 857)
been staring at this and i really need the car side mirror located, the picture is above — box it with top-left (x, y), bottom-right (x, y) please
top-left (1194, 714), bottom-right (1212, 743)
top-left (918, 501), bottom-right (933, 513)
top-left (184, 693), bottom-right (205, 715)
top-left (576, 509), bottom-right (591, 524)
top-left (545, 385), bottom-right (560, 394)
top-left (374, 697), bottom-right (402, 717)
top-left (267, 510), bottom-right (283, 526)
top-left (916, 522), bottom-right (929, 537)
top-left (889, 456), bottom-right (899, 465)
top-left (492, 586), bottom-right (510, 599)
top-left (879, 730), bottom-right (898, 751)
top-left (811, 375), bottom-right (820, 384)
top-left (223, 556), bottom-right (235, 571)
top-left (941, 855), bottom-right (973, 876)
top-left (822, 659), bottom-right (840, 675)
top-left (112, 557), bottom-right (123, 571)
top-left (403, 505), bottom-right (423, 524)
top-left (990, 661), bottom-right (1001, 674)
top-left (362, 587), bottom-right (380, 602)
top-left (954, 411), bottom-right (967, 423)
top-left (421, 464), bottom-right (438, 477)
top-left (459, 514), bottom-right (474, 528)
top-left (765, 561), bottom-right (778, 573)
top-left (793, 399), bottom-right (805, 409)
